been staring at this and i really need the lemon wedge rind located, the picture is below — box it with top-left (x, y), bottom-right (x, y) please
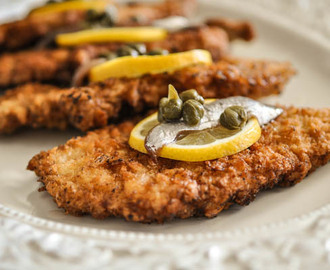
top-left (128, 113), bottom-right (159, 154)
top-left (56, 27), bottom-right (168, 47)
top-left (89, 49), bottom-right (212, 82)
top-left (30, 0), bottom-right (110, 17)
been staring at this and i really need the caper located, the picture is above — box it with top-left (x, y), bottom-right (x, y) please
top-left (99, 15), bottom-right (115, 27)
top-left (182, 100), bottom-right (205, 126)
top-left (128, 43), bottom-right (147, 55)
top-left (179, 89), bottom-right (204, 104)
top-left (163, 99), bottom-right (183, 121)
top-left (86, 9), bottom-right (101, 22)
top-left (116, 45), bottom-right (139, 57)
top-left (148, 49), bottom-right (169, 56)
top-left (159, 97), bottom-right (168, 107)
top-left (157, 109), bottom-right (164, 122)
top-left (99, 52), bottom-right (117, 61)
top-left (158, 98), bottom-right (183, 122)
top-left (219, 105), bottom-right (247, 130)
top-left (157, 97), bottom-right (168, 122)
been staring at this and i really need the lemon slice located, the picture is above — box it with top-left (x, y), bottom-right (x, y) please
top-left (56, 27), bottom-right (168, 47)
top-left (128, 109), bottom-right (261, 162)
top-left (89, 49), bottom-right (212, 82)
top-left (30, 0), bottom-right (110, 17)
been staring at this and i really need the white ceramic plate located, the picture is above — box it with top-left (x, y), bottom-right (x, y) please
top-left (0, 0), bottom-right (329, 240)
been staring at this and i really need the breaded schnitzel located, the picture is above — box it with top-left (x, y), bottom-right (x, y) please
top-left (27, 106), bottom-right (330, 223)
top-left (0, 26), bottom-right (230, 88)
top-left (0, 0), bottom-right (196, 51)
top-left (0, 58), bottom-right (295, 134)
top-left (206, 18), bottom-right (255, 41)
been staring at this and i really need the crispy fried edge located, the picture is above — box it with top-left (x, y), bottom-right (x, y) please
top-left (27, 107), bottom-right (330, 223)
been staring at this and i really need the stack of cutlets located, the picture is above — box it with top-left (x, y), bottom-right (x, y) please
top-left (0, 0), bottom-right (328, 223)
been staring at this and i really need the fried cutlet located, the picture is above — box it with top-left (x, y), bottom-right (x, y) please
top-left (0, 0), bottom-right (196, 51)
top-left (0, 84), bottom-right (65, 133)
top-left (206, 18), bottom-right (255, 41)
top-left (27, 106), bottom-right (330, 223)
top-left (0, 26), bottom-right (229, 88)
top-left (0, 58), bottom-right (296, 134)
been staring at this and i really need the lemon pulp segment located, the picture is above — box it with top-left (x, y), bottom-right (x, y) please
top-left (89, 49), bottom-right (212, 82)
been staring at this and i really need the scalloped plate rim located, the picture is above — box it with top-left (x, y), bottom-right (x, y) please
top-left (1, 202), bottom-right (330, 241)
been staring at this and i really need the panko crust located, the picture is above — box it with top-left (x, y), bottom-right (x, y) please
top-left (206, 18), bottom-right (256, 41)
top-left (0, 10), bottom-right (85, 51)
top-left (59, 58), bottom-right (296, 131)
top-left (28, 107), bottom-right (330, 223)
top-left (0, 0), bottom-right (196, 51)
top-left (0, 49), bottom-right (73, 88)
top-left (0, 84), bottom-right (65, 134)
top-left (0, 58), bottom-right (295, 134)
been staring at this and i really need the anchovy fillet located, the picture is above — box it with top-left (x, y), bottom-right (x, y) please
top-left (145, 96), bottom-right (283, 155)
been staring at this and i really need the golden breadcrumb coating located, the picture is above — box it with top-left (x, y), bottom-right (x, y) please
top-left (0, 49), bottom-right (73, 88)
top-left (28, 107), bottom-right (330, 223)
top-left (206, 18), bottom-right (256, 41)
top-left (0, 84), bottom-right (65, 133)
top-left (0, 26), bottom-right (229, 88)
top-left (0, 0), bottom-right (196, 51)
top-left (0, 58), bottom-right (295, 133)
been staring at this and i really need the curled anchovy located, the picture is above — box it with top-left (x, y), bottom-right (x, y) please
top-left (145, 96), bottom-right (283, 156)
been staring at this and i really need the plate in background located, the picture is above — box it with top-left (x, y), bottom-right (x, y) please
top-left (0, 0), bottom-right (329, 240)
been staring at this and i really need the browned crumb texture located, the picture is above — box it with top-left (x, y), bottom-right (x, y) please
top-left (0, 49), bottom-right (73, 88)
top-left (0, 84), bottom-right (65, 134)
top-left (0, 10), bottom-right (85, 51)
top-left (0, 0), bottom-right (196, 51)
top-left (206, 18), bottom-right (256, 41)
top-left (0, 26), bottom-right (229, 88)
top-left (0, 58), bottom-right (295, 134)
top-left (27, 107), bottom-right (330, 223)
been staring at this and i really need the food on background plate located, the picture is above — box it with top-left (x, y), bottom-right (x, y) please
top-left (129, 110), bottom-right (262, 162)
top-left (29, 0), bottom-right (111, 17)
top-left (89, 49), bottom-right (212, 82)
top-left (0, 0), bottom-right (196, 51)
top-left (0, 0), bottom-right (259, 88)
top-left (0, 26), bottom-right (230, 88)
top-left (55, 26), bottom-right (168, 46)
top-left (27, 88), bottom-right (330, 222)
top-left (0, 0), bottom-right (325, 227)
top-left (0, 58), bottom-right (295, 134)
top-left (54, 16), bottom-right (256, 48)
top-left (205, 18), bottom-right (255, 41)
